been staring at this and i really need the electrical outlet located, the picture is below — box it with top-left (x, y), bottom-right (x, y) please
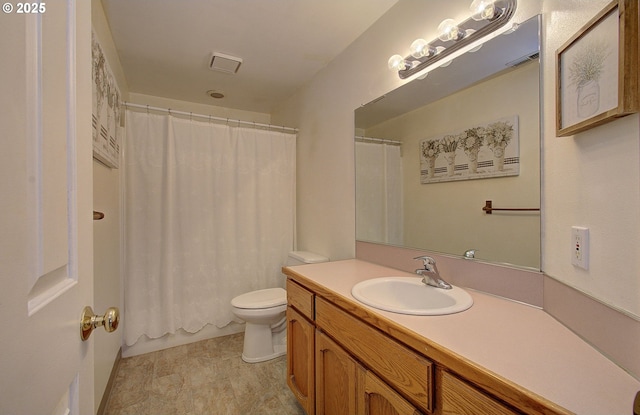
top-left (571, 226), bottom-right (589, 270)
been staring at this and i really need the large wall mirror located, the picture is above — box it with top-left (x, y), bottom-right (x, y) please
top-left (355, 16), bottom-right (541, 270)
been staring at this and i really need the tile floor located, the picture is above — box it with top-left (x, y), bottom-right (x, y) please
top-left (103, 333), bottom-right (305, 415)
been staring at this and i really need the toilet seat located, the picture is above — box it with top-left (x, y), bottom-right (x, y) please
top-left (231, 288), bottom-right (286, 309)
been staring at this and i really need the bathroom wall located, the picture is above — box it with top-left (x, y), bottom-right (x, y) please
top-left (540, 0), bottom-right (640, 318)
top-left (92, 1), bottom-right (128, 412)
top-left (272, 0), bottom-right (640, 379)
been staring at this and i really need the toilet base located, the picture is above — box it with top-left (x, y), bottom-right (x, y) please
top-left (242, 343), bottom-right (286, 363)
top-left (240, 320), bottom-right (287, 363)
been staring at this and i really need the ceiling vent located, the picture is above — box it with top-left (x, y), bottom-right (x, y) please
top-left (209, 52), bottom-right (243, 74)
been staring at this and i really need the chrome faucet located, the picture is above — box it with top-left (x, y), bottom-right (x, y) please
top-left (414, 256), bottom-right (452, 290)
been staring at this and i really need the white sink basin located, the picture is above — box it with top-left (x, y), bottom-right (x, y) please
top-left (351, 277), bottom-right (473, 316)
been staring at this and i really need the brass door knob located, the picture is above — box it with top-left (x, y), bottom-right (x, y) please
top-left (80, 306), bottom-right (120, 341)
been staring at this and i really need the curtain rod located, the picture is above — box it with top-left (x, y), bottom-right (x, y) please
top-left (123, 102), bottom-right (298, 134)
top-left (355, 135), bottom-right (402, 146)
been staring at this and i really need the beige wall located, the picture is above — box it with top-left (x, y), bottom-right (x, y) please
top-left (91, 1), bottom-right (128, 412)
top-left (366, 62), bottom-right (540, 268)
top-left (541, 0), bottom-right (640, 317)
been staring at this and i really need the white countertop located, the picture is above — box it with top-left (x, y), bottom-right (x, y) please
top-left (286, 259), bottom-right (640, 415)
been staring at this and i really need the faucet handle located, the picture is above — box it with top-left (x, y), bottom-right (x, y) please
top-left (463, 249), bottom-right (477, 259)
top-left (414, 255), bottom-right (436, 269)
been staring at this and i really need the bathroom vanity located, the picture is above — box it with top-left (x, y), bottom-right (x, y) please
top-left (284, 259), bottom-right (640, 415)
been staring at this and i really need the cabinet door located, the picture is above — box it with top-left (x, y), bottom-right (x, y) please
top-left (287, 307), bottom-right (315, 415)
top-left (316, 298), bottom-right (432, 412)
top-left (316, 331), bottom-right (358, 415)
top-left (358, 368), bottom-right (424, 415)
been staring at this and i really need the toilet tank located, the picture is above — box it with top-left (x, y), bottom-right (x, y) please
top-left (286, 251), bottom-right (329, 266)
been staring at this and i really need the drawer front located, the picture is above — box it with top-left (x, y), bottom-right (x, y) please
top-left (440, 371), bottom-right (521, 415)
top-left (287, 279), bottom-right (314, 320)
top-left (315, 297), bottom-right (432, 413)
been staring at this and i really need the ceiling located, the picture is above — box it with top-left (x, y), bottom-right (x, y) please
top-left (101, 0), bottom-right (399, 114)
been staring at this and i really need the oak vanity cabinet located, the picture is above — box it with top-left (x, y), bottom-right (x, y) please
top-left (439, 370), bottom-right (519, 415)
top-left (286, 277), bottom-right (527, 415)
top-left (358, 368), bottom-right (425, 415)
top-left (287, 279), bottom-right (427, 415)
top-left (315, 331), bottom-right (358, 414)
top-left (286, 280), bottom-right (316, 415)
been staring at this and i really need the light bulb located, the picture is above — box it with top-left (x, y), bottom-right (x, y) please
top-left (388, 54), bottom-right (409, 71)
top-left (410, 39), bottom-right (436, 59)
top-left (437, 19), bottom-right (464, 42)
top-left (470, 0), bottom-right (500, 21)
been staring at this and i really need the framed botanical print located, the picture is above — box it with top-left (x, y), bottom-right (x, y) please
top-left (556, 0), bottom-right (638, 136)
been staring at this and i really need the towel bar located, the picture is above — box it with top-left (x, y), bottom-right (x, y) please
top-left (482, 200), bottom-right (540, 215)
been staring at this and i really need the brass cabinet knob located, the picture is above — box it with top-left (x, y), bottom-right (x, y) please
top-left (80, 306), bottom-right (120, 341)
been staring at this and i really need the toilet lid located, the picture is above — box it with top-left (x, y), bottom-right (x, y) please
top-left (231, 288), bottom-right (287, 309)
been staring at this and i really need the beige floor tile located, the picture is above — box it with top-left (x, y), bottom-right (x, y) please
top-left (104, 333), bottom-right (304, 415)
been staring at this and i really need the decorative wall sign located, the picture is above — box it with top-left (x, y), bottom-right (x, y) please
top-left (556, 0), bottom-right (639, 136)
top-left (92, 30), bottom-right (122, 168)
top-left (419, 116), bottom-right (519, 184)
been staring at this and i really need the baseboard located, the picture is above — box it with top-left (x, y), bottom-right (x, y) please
top-left (97, 347), bottom-right (122, 415)
top-left (122, 322), bottom-right (245, 358)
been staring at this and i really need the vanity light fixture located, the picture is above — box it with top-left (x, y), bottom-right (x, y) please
top-left (410, 39), bottom-right (437, 59)
top-left (387, 54), bottom-right (412, 72)
top-left (470, 0), bottom-right (501, 21)
top-left (437, 19), bottom-right (465, 42)
top-left (388, 0), bottom-right (517, 79)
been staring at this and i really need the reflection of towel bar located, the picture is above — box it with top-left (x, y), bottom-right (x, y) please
top-left (93, 211), bottom-right (105, 220)
top-left (482, 200), bottom-right (540, 215)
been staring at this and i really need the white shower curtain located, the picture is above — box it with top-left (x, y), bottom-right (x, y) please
top-left (123, 111), bottom-right (296, 346)
top-left (355, 141), bottom-right (403, 245)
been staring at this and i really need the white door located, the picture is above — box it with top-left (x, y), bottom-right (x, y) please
top-left (0, 2), bottom-right (95, 414)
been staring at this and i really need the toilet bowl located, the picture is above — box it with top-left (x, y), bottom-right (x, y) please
top-left (231, 288), bottom-right (288, 363)
top-left (231, 251), bottom-right (329, 363)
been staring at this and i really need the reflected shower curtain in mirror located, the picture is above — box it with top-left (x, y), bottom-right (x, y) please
top-left (355, 142), bottom-right (403, 245)
top-left (123, 111), bottom-right (296, 346)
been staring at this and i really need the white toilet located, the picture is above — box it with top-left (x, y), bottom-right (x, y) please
top-left (231, 251), bottom-right (329, 363)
